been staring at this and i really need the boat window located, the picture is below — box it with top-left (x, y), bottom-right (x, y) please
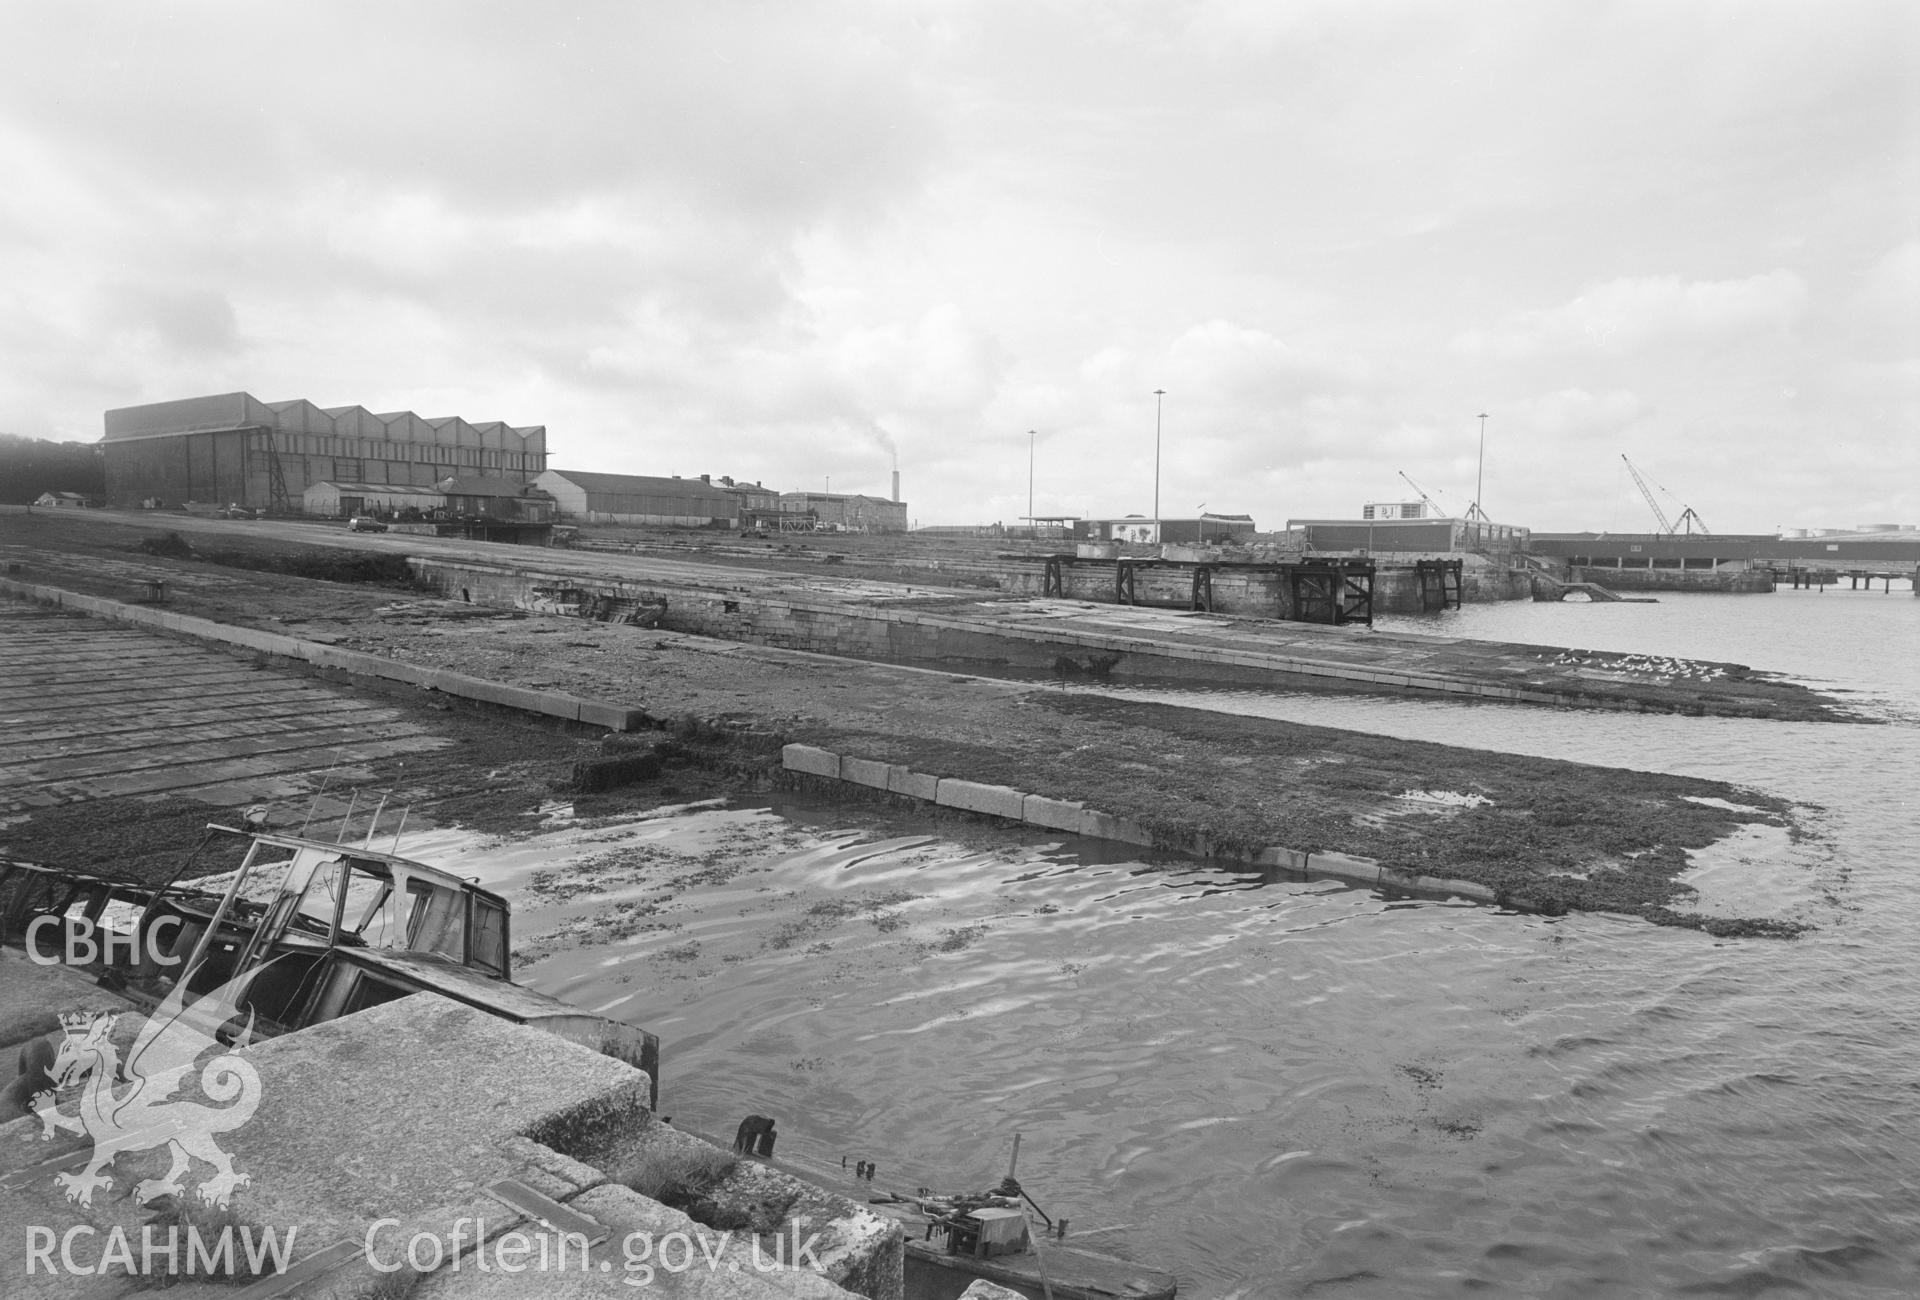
top-left (297, 856), bottom-right (353, 927)
top-left (404, 880), bottom-right (466, 961)
top-left (350, 878), bottom-right (399, 941)
top-left (340, 973), bottom-right (411, 1017)
top-left (469, 898), bottom-right (507, 978)
top-left (252, 849), bottom-right (336, 948)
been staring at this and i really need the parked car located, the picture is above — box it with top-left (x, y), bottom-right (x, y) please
top-left (348, 516), bottom-right (388, 532)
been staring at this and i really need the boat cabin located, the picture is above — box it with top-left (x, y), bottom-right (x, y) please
top-left (0, 827), bottom-right (658, 1107)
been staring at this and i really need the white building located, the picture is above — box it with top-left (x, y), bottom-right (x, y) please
top-left (1361, 500), bottom-right (1444, 521)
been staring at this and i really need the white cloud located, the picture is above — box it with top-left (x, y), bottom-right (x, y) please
top-left (1851, 241), bottom-right (1920, 352)
top-left (1508, 389), bottom-right (1650, 441)
top-left (0, 4), bottom-right (1913, 528)
top-left (829, 304), bottom-right (1008, 422)
top-left (1453, 272), bottom-right (1808, 360)
top-left (1166, 321), bottom-right (1369, 403)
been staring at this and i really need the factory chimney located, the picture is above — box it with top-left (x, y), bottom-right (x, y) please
top-left (892, 469), bottom-right (900, 503)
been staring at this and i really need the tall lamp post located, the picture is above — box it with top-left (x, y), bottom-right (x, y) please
top-left (1152, 389), bottom-right (1166, 543)
top-left (1474, 410), bottom-right (1489, 522)
top-left (1028, 429), bottom-right (1036, 541)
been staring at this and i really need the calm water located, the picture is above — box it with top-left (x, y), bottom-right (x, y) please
top-left (418, 588), bottom-right (1919, 1298)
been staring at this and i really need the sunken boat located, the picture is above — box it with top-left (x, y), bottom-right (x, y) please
top-left (0, 820), bottom-right (660, 1108)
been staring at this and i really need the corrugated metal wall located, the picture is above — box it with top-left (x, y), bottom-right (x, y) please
top-left (101, 393), bottom-right (552, 508)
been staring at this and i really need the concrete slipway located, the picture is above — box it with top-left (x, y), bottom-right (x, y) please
top-left (0, 601), bottom-right (453, 817)
top-left (395, 547), bottom-right (1844, 721)
top-left (1, 509), bottom-right (1849, 720)
top-left (0, 583), bottom-right (1541, 911)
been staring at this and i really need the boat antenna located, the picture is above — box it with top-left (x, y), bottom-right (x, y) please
top-left (141, 823), bottom-right (226, 931)
top-left (335, 790), bottom-right (360, 844)
top-left (362, 791), bottom-right (391, 848)
top-left (299, 748), bottom-right (347, 836)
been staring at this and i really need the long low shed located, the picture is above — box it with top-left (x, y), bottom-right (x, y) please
top-left (534, 469), bottom-right (739, 527)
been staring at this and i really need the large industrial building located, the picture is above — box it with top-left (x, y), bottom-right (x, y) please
top-left (102, 393), bottom-right (548, 510)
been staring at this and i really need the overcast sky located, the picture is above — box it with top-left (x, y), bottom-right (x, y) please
top-left (3, 2), bottom-right (1914, 532)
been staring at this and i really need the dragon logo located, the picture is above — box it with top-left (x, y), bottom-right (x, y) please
top-left (32, 970), bottom-right (265, 1209)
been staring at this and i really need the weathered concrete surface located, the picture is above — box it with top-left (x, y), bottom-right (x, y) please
top-left (0, 951), bottom-right (137, 1058)
top-left (780, 745), bottom-right (1510, 910)
top-left (838, 756), bottom-right (896, 791)
top-left (0, 601), bottom-right (449, 816)
top-left (1021, 794), bottom-right (1085, 832)
top-left (1, 579), bottom-right (648, 734)
top-left (0, 994), bottom-right (658, 1299)
top-left (934, 780), bottom-right (1026, 820)
top-left (0, 513), bottom-right (1816, 933)
top-left (389, 552), bottom-right (1835, 720)
top-left (885, 767), bottom-right (939, 801)
top-left (1076, 809), bottom-right (1154, 847)
top-left (535, 1113), bottom-right (902, 1299)
top-left (782, 745), bottom-right (841, 779)
top-left (0, 509), bottom-right (1854, 719)
top-left (411, 1181), bottom-right (862, 1297)
top-left (956, 1283), bottom-right (1027, 1300)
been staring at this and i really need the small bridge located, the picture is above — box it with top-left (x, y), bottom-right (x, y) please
top-left (1530, 574), bottom-right (1655, 604)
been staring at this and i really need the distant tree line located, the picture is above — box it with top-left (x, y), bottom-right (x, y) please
top-left (0, 433), bottom-right (105, 504)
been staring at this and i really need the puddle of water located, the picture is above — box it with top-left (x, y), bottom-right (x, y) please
top-left (1673, 822), bottom-right (1816, 921)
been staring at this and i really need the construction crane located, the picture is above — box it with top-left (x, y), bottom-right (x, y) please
top-left (1397, 470), bottom-right (1454, 519)
top-left (1620, 454), bottom-right (1710, 535)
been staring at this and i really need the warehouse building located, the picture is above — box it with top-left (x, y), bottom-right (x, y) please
top-left (101, 392), bottom-right (547, 510)
top-left (778, 491), bottom-right (908, 533)
top-left (302, 481), bottom-right (446, 517)
top-left (302, 475), bottom-right (553, 521)
top-left (713, 475), bottom-right (778, 509)
top-left (534, 470), bottom-right (740, 527)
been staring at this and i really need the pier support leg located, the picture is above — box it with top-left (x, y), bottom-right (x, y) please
top-left (1191, 565), bottom-right (1214, 613)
